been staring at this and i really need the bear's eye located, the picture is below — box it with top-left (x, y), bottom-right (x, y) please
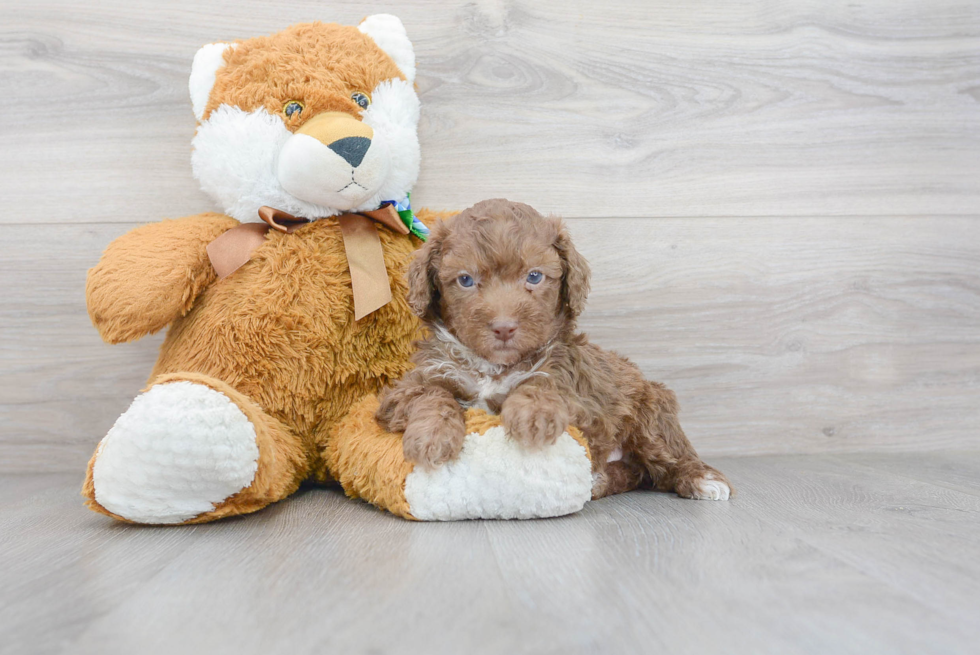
top-left (351, 92), bottom-right (371, 109)
top-left (283, 101), bottom-right (304, 118)
top-left (457, 274), bottom-right (475, 288)
top-left (526, 270), bottom-right (544, 285)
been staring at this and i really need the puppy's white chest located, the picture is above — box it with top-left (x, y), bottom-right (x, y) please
top-left (425, 323), bottom-right (549, 415)
top-left (465, 372), bottom-right (517, 413)
top-left (460, 368), bottom-right (542, 414)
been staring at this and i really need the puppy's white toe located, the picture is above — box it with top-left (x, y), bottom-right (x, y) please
top-left (692, 471), bottom-right (731, 501)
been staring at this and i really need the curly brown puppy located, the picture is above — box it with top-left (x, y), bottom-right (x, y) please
top-left (376, 199), bottom-right (732, 501)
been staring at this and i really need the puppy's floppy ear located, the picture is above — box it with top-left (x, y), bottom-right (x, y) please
top-left (553, 219), bottom-right (591, 318)
top-left (407, 222), bottom-right (446, 320)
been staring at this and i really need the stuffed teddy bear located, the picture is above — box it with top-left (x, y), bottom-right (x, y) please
top-left (81, 16), bottom-right (594, 524)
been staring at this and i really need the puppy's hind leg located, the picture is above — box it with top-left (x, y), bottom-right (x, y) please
top-left (667, 459), bottom-right (732, 501)
top-left (591, 458), bottom-right (646, 500)
top-left (632, 383), bottom-right (733, 501)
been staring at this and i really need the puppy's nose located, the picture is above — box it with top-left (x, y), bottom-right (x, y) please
top-left (491, 320), bottom-right (518, 342)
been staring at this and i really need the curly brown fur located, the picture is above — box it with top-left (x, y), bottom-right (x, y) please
top-left (375, 384), bottom-right (467, 468)
top-left (377, 199), bottom-right (732, 499)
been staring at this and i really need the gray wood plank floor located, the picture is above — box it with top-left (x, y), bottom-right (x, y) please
top-left (3, 451), bottom-right (979, 655)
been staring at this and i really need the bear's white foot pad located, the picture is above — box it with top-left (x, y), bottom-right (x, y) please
top-left (92, 381), bottom-right (259, 524)
top-left (403, 426), bottom-right (593, 520)
top-left (693, 471), bottom-right (731, 501)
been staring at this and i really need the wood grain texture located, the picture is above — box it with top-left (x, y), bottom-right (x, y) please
top-left (2, 217), bottom-right (978, 472)
top-left (0, 222), bottom-right (163, 473)
top-left (3, 6), bottom-right (978, 651)
top-left (848, 450), bottom-right (980, 496)
top-left (570, 216), bottom-right (980, 457)
top-left (2, 452), bottom-right (979, 654)
top-left (2, 0), bottom-right (979, 471)
top-left (0, 0), bottom-right (978, 223)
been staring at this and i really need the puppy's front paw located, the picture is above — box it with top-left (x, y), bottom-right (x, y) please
top-left (501, 392), bottom-right (567, 450)
top-left (402, 416), bottom-right (466, 470)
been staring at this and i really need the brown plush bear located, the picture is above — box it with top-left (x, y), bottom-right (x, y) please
top-left (81, 16), bottom-right (594, 524)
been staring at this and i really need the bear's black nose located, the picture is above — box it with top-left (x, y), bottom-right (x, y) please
top-left (328, 136), bottom-right (371, 168)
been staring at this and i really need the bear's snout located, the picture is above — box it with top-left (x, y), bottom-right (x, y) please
top-left (276, 111), bottom-right (390, 211)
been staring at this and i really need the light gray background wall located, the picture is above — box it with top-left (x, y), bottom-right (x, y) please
top-left (2, 0), bottom-right (978, 472)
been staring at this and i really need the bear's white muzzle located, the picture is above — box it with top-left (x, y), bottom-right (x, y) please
top-left (276, 112), bottom-right (390, 211)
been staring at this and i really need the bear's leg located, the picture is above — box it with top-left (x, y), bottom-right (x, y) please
top-left (82, 373), bottom-right (309, 524)
top-left (322, 396), bottom-right (595, 520)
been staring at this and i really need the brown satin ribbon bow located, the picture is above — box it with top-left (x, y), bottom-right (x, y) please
top-left (206, 204), bottom-right (410, 320)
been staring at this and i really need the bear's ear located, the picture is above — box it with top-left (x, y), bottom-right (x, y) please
top-left (358, 14), bottom-right (416, 84)
top-left (189, 42), bottom-right (236, 121)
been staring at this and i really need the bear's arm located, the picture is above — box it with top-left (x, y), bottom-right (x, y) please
top-left (86, 213), bottom-right (239, 344)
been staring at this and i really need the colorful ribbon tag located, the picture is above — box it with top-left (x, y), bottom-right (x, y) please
top-left (381, 193), bottom-right (428, 241)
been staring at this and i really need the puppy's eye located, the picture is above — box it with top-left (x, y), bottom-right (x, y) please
top-left (457, 274), bottom-right (475, 288)
top-left (283, 101), bottom-right (304, 118)
top-left (351, 92), bottom-right (371, 109)
top-left (526, 270), bottom-right (544, 285)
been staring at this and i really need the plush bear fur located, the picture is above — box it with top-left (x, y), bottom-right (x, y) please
top-left (84, 209), bottom-right (467, 522)
top-left (82, 16), bottom-right (594, 524)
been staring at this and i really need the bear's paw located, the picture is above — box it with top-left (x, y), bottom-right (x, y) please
top-left (91, 382), bottom-right (259, 524)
